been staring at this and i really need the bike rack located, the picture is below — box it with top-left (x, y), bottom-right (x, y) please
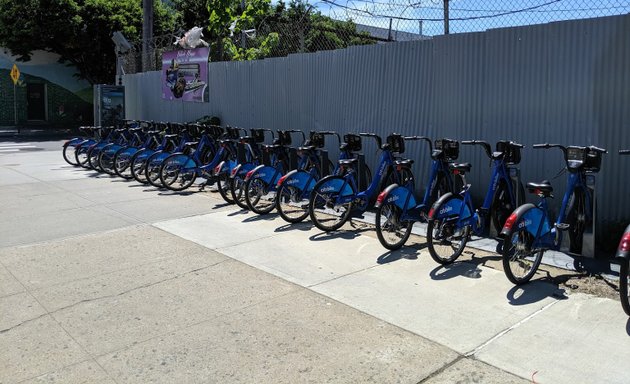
top-left (320, 150), bottom-right (330, 177)
top-left (582, 174), bottom-right (597, 258)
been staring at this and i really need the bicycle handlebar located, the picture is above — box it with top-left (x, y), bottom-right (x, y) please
top-left (403, 136), bottom-right (432, 153)
top-left (620, 149), bottom-right (630, 155)
top-left (359, 133), bottom-right (383, 150)
top-left (286, 129), bottom-right (306, 142)
top-left (319, 131), bottom-right (341, 145)
top-left (462, 140), bottom-right (493, 159)
top-left (588, 145), bottom-right (607, 154)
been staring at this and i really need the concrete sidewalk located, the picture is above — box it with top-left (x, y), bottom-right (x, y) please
top-left (1, 144), bottom-right (629, 383)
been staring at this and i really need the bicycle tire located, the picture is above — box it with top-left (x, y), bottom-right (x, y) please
top-left (87, 145), bottom-right (102, 171)
top-left (145, 152), bottom-right (166, 188)
top-left (309, 175), bottom-right (354, 231)
top-left (375, 201), bottom-right (413, 250)
top-left (231, 174), bottom-right (249, 209)
top-left (159, 154), bottom-right (197, 191)
top-left (619, 258), bottom-right (630, 316)
top-left (62, 143), bottom-right (79, 166)
top-left (217, 173), bottom-right (235, 204)
top-left (426, 195), bottom-right (470, 264)
top-left (131, 149), bottom-right (151, 184)
top-left (98, 145), bottom-right (117, 175)
top-left (276, 174), bottom-right (311, 223)
top-left (491, 180), bottom-right (524, 235)
top-left (566, 189), bottom-right (586, 254)
top-left (502, 224), bottom-right (544, 284)
top-left (113, 148), bottom-right (135, 179)
top-left (75, 144), bottom-right (91, 168)
top-left (244, 177), bottom-right (276, 214)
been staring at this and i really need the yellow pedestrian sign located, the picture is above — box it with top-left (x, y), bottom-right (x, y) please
top-left (10, 64), bottom-right (19, 85)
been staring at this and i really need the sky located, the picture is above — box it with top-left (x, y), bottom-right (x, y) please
top-left (308, 0), bottom-right (630, 36)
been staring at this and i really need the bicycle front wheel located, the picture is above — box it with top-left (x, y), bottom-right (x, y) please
top-left (245, 177), bottom-right (277, 214)
top-left (375, 202), bottom-right (413, 250)
top-left (277, 183), bottom-right (310, 223)
top-left (160, 154), bottom-right (197, 191)
top-left (502, 227), bottom-right (544, 285)
top-left (309, 176), bottom-right (354, 232)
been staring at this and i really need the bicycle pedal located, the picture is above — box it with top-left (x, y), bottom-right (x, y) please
top-left (555, 223), bottom-right (570, 231)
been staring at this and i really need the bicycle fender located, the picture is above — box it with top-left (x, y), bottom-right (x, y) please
top-left (254, 165), bottom-right (281, 185)
top-left (64, 137), bottom-right (84, 147)
top-left (280, 170), bottom-right (313, 190)
top-left (498, 203), bottom-right (542, 238)
top-left (376, 184), bottom-right (416, 210)
top-left (616, 224), bottom-right (630, 260)
top-left (315, 176), bottom-right (354, 196)
top-left (214, 160), bottom-right (226, 175)
top-left (429, 193), bottom-right (470, 220)
top-left (245, 164), bottom-right (266, 182)
top-left (230, 163), bottom-right (243, 178)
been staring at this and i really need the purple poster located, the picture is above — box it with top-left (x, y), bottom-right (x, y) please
top-left (162, 47), bottom-right (209, 102)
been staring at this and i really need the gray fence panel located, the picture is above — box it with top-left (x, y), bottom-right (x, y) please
top-left (123, 14), bottom-right (630, 228)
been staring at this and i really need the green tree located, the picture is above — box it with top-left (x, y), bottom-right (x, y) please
top-left (0, 0), bottom-right (177, 84)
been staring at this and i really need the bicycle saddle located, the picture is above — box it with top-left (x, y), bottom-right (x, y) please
top-left (298, 145), bottom-right (316, 152)
top-left (449, 163), bottom-right (472, 173)
top-left (394, 159), bottom-right (414, 167)
top-left (163, 134), bottom-right (178, 139)
top-left (527, 180), bottom-right (553, 196)
top-left (338, 158), bottom-right (358, 166)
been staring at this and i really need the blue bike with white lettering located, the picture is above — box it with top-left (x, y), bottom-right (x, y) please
top-left (427, 140), bottom-right (524, 264)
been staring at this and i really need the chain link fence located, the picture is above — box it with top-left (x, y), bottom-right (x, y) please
top-left (121, 0), bottom-right (630, 73)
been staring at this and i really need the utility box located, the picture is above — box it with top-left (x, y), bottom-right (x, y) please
top-left (94, 85), bottom-right (125, 127)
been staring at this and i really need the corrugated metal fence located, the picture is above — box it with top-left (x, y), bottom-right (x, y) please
top-left (123, 14), bottom-right (630, 232)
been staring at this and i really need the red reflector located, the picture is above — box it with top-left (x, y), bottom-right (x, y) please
top-left (503, 213), bottom-right (518, 231)
top-left (214, 164), bottom-right (222, 174)
top-left (535, 189), bottom-right (541, 195)
top-left (453, 170), bottom-right (460, 175)
top-left (376, 191), bottom-right (387, 205)
top-left (396, 165), bottom-right (402, 172)
top-left (428, 208), bottom-right (436, 218)
top-left (277, 174), bottom-right (288, 186)
top-left (619, 232), bottom-right (630, 252)
top-left (246, 170), bottom-right (255, 179)
top-left (231, 168), bottom-right (238, 177)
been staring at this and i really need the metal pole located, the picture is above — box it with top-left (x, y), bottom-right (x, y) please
top-left (444, 0), bottom-right (450, 35)
top-left (13, 83), bottom-right (17, 130)
top-left (142, 0), bottom-right (154, 72)
top-left (388, 18), bottom-right (393, 41)
top-left (240, 0), bottom-right (246, 49)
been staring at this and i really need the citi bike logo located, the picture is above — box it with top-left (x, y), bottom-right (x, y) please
top-left (439, 205), bottom-right (453, 215)
top-left (387, 194), bottom-right (399, 203)
top-left (257, 173), bottom-right (266, 178)
top-left (518, 219), bottom-right (532, 228)
top-left (320, 185), bottom-right (336, 193)
top-left (378, 161), bottom-right (387, 176)
top-left (286, 178), bottom-right (299, 185)
top-left (492, 174), bottom-right (499, 191)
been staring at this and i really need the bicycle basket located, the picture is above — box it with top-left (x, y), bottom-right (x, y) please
top-left (434, 138), bottom-right (459, 160)
top-left (343, 134), bottom-right (362, 152)
top-left (251, 129), bottom-right (266, 144)
top-left (496, 141), bottom-right (521, 164)
top-left (277, 130), bottom-right (292, 146)
top-left (386, 134), bottom-right (405, 154)
top-left (585, 148), bottom-right (602, 172)
top-left (309, 131), bottom-right (325, 148)
top-left (225, 127), bottom-right (240, 140)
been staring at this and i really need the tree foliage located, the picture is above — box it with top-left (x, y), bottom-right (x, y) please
top-left (0, 0), bottom-right (177, 84)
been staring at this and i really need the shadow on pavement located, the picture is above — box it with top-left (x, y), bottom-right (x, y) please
top-left (274, 222), bottom-right (311, 233)
top-left (506, 281), bottom-right (567, 306)
top-left (376, 244), bottom-right (424, 264)
top-left (309, 227), bottom-right (371, 242)
top-left (242, 213), bottom-right (278, 222)
top-left (430, 262), bottom-right (484, 280)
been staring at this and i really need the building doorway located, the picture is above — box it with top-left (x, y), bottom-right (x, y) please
top-left (26, 83), bottom-right (46, 121)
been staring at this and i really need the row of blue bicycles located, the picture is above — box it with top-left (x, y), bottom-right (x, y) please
top-left (62, 119), bottom-right (630, 316)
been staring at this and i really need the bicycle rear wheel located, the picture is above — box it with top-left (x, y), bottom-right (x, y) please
top-left (375, 202), bottom-right (413, 250)
top-left (566, 189), bottom-right (586, 254)
top-left (131, 150), bottom-right (151, 184)
top-left (75, 145), bottom-right (91, 168)
top-left (217, 173), bottom-right (235, 204)
top-left (491, 180), bottom-right (524, 235)
top-left (114, 149), bottom-right (135, 179)
top-left (245, 177), bottom-right (277, 214)
top-left (619, 259), bottom-right (630, 316)
top-left (309, 176), bottom-right (354, 232)
top-left (160, 154), bottom-right (197, 191)
top-left (502, 226), bottom-right (544, 284)
top-left (63, 144), bottom-right (79, 166)
top-left (146, 152), bottom-right (166, 188)
top-left (426, 196), bottom-right (469, 264)
top-left (277, 183), bottom-right (310, 223)
top-left (87, 146), bottom-right (102, 171)
top-left (231, 174), bottom-right (248, 209)
top-left (98, 145), bottom-right (117, 175)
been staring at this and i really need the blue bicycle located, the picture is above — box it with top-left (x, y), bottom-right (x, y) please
top-left (500, 143), bottom-right (606, 284)
top-left (427, 140), bottom-right (524, 264)
top-left (374, 137), bottom-right (457, 250)
top-left (308, 133), bottom-right (414, 232)
top-left (616, 149), bottom-right (630, 315)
